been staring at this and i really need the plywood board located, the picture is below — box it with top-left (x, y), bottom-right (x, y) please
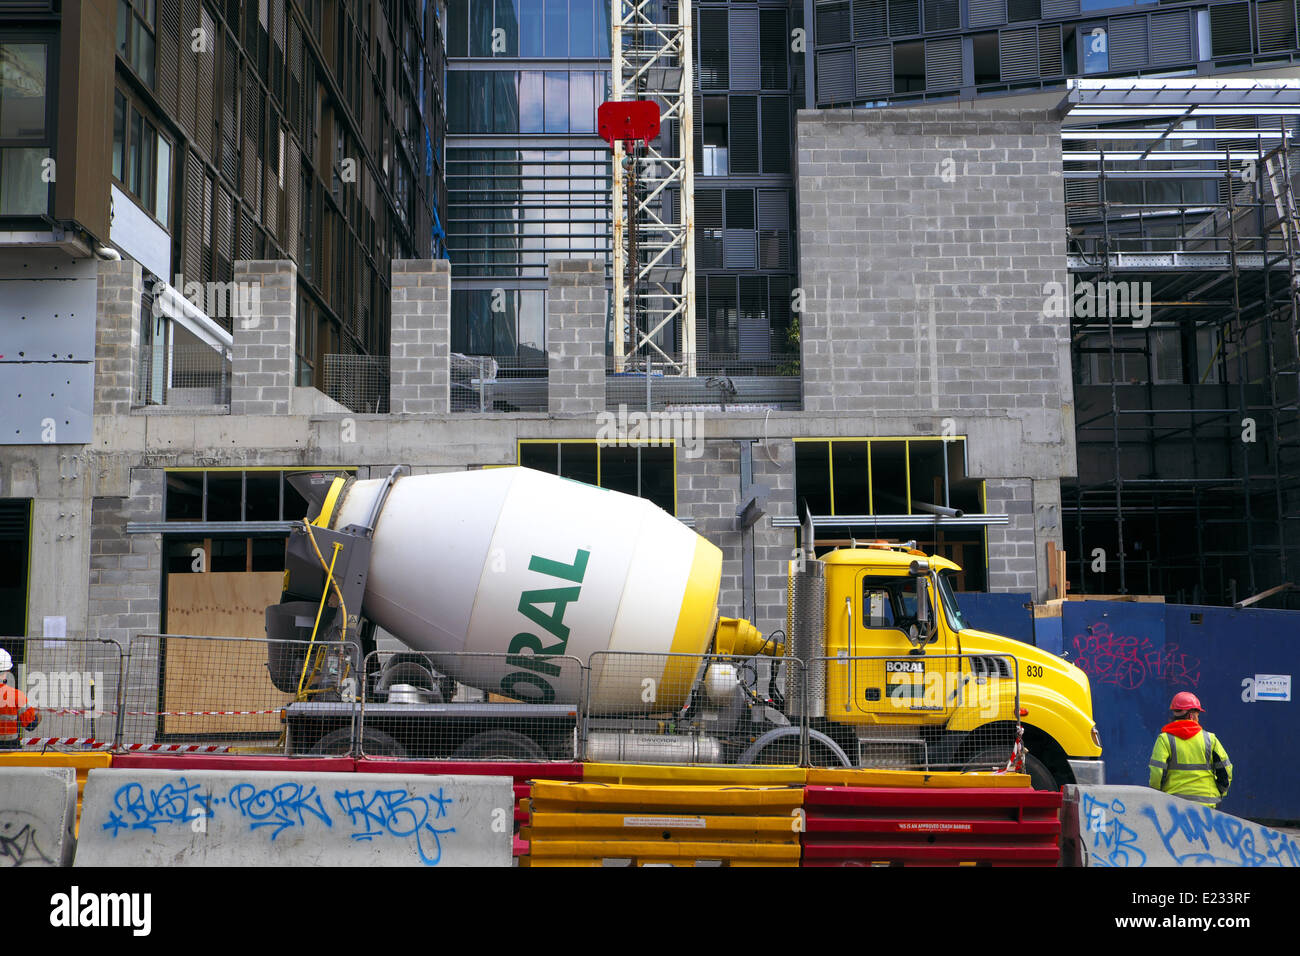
top-left (164, 572), bottom-right (287, 736)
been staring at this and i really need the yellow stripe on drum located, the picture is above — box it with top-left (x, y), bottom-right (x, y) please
top-left (660, 535), bottom-right (723, 699)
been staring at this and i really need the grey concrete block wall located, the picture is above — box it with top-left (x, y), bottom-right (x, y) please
top-left (796, 106), bottom-right (1076, 599)
top-left (985, 478), bottom-right (1037, 593)
top-left (547, 258), bottom-right (605, 416)
top-left (390, 258), bottom-right (451, 415)
top-left (797, 107), bottom-right (1070, 418)
top-left (231, 261), bottom-right (296, 416)
top-left (752, 438), bottom-right (797, 637)
top-left (94, 259), bottom-right (143, 415)
top-left (676, 439), bottom-right (743, 619)
top-left (87, 468), bottom-right (162, 649)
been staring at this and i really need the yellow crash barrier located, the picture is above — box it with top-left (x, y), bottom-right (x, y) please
top-left (524, 780), bottom-right (804, 867)
top-left (0, 751), bottom-right (114, 836)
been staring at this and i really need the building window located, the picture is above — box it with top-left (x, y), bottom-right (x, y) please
top-left (117, 0), bottom-right (157, 88)
top-left (1081, 25), bottom-right (1108, 73)
top-left (163, 468), bottom-right (356, 524)
top-left (112, 88), bottom-right (172, 226)
top-left (794, 438), bottom-right (987, 589)
top-left (519, 441), bottom-right (676, 514)
top-left (0, 39), bottom-right (51, 217)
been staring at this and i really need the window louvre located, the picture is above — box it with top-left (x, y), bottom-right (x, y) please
top-left (923, 0), bottom-right (959, 32)
top-left (925, 37), bottom-right (962, 90)
top-left (855, 0), bottom-right (888, 40)
top-left (729, 96), bottom-right (758, 175)
top-left (1109, 16), bottom-right (1148, 70)
top-left (760, 96), bottom-right (790, 174)
top-left (1256, 0), bottom-right (1297, 52)
top-left (1149, 9), bottom-right (1192, 65)
top-left (760, 9), bottom-right (789, 88)
top-left (1039, 25), bottom-right (1063, 75)
top-left (855, 44), bottom-right (893, 98)
top-left (816, 49), bottom-right (856, 104)
top-left (999, 26), bottom-right (1038, 79)
top-left (1039, 0), bottom-right (1079, 20)
top-left (730, 8), bottom-right (761, 91)
top-left (816, 1), bottom-right (852, 45)
top-left (1008, 0), bottom-right (1041, 22)
top-left (969, 0), bottom-right (1006, 29)
top-left (889, 0), bottom-right (920, 35)
top-left (699, 9), bottom-right (729, 89)
top-left (1210, 3), bottom-right (1252, 56)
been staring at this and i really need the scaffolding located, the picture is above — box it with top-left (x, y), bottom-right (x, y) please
top-left (611, 0), bottom-right (696, 376)
top-left (1060, 78), bottom-right (1300, 606)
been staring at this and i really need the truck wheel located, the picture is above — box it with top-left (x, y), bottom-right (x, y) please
top-left (962, 747), bottom-right (1058, 791)
top-left (308, 726), bottom-right (407, 758)
top-left (452, 730), bottom-right (546, 761)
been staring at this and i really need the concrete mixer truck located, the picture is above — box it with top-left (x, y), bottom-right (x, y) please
top-left (266, 467), bottom-right (1103, 790)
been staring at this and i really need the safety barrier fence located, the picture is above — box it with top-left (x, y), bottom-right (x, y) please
top-left (1, 751), bottom-right (1053, 866)
top-left (8, 635), bottom-right (359, 755)
top-left (522, 779), bottom-right (805, 867)
top-left (8, 641), bottom-right (1022, 776)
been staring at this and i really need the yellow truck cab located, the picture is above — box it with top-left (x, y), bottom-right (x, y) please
top-left (811, 543), bottom-right (1103, 789)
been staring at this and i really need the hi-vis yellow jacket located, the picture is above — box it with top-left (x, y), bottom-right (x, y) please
top-left (1148, 719), bottom-right (1232, 807)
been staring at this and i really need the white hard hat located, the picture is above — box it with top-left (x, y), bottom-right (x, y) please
top-left (0, 649), bottom-right (11, 672)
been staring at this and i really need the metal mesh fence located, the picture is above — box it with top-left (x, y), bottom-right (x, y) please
top-left (810, 654), bottom-right (1021, 772)
top-left (322, 353), bottom-right (390, 413)
top-left (119, 635), bottom-right (359, 754)
top-left (135, 342), bottom-right (232, 407)
top-left (605, 351), bottom-right (801, 411)
top-left (583, 651), bottom-right (806, 766)
top-left (356, 650), bottom-right (584, 759)
top-left (6, 637), bottom-right (126, 751)
top-left (451, 353), bottom-right (548, 412)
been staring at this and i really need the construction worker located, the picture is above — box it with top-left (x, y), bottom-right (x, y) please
top-left (0, 649), bottom-right (39, 749)
top-left (1148, 691), bottom-right (1232, 808)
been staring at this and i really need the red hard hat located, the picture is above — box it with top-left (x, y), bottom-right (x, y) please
top-left (1170, 691), bottom-right (1204, 713)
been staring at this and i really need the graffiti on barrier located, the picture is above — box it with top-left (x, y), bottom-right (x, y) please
top-left (0, 810), bottom-right (56, 866)
top-left (335, 787), bottom-right (456, 866)
top-left (1139, 802), bottom-right (1300, 867)
top-left (101, 778), bottom-right (463, 865)
top-left (1070, 624), bottom-right (1201, 690)
top-left (1081, 792), bottom-right (1148, 867)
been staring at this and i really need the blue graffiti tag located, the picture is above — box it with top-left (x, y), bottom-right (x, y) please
top-left (226, 782), bottom-right (333, 840)
top-left (1140, 802), bottom-right (1300, 867)
top-left (333, 787), bottom-right (457, 866)
top-left (103, 778), bottom-right (210, 836)
top-left (1081, 793), bottom-right (1147, 867)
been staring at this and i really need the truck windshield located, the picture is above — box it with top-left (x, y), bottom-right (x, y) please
top-left (935, 571), bottom-right (966, 632)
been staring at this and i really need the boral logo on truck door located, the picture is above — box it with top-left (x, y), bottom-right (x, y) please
top-left (499, 548), bottom-right (590, 703)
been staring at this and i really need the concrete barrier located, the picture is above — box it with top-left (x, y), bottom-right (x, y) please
top-left (75, 768), bottom-right (514, 867)
top-left (1062, 785), bottom-right (1300, 867)
top-left (0, 767), bottom-right (78, 866)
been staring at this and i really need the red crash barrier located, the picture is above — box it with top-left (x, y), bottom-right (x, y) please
top-left (801, 785), bottom-right (1062, 867)
top-left (108, 754), bottom-right (357, 773)
top-left (356, 760), bottom-right (585, 857)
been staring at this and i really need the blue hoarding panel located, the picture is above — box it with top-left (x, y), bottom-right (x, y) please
top-left (957, 592), bottom-right (1034, 644)
top-left (1063, 601), bottom-right (1300, 822)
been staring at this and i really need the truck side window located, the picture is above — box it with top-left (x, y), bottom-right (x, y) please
top-left (863, 587), bottom-right (895, 628)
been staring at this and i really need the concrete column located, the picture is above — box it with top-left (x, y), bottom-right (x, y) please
top-left (986, 478), bottom-right (1038, 596)
top-left (230, 260), bottom-right (296, 416)
top-left (752, 438), bottom-right (796, 637)
top-left (677, 440), bottom-right (744, 618)
top-left (389, 258), bottom-right (451, 415)
top-left (93, 258), bottom-right (143, 415)
top-left (547, 258), bottom-right (605, 416)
